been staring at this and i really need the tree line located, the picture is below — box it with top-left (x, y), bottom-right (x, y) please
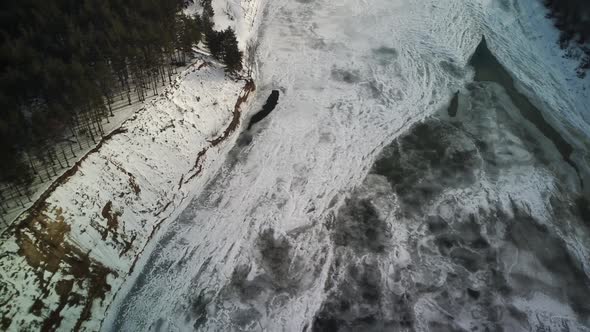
top-left (544, 0), bottom-right (590, 77)
top-left (0, 0), bottom-right (243, 191)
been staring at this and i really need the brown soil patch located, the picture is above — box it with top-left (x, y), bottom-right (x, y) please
top-left (5, 127), bottom-right (128, 238)
top-left (13, 204), bottom-right (116, 331)
top-left (101, 201), bottom-right (121, 240)
top-left (185, 148), bottom-right (208, 183)
top-left (120, 233), bottom-right (137, 256)
top-left (107, 159), bottom-right (141, 197)
top-left (128, 174), bottom-right (141, 195)
top-left (210, 79), bottom-right (256, 147)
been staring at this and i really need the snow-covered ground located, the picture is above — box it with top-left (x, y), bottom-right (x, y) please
top-left (0, 58), bottom-right (256, 331)
top-left (103, 0), bottom-right (590, 331)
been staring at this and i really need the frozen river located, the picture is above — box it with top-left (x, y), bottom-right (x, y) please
top-left (104, 0), bottom-right (590, 330)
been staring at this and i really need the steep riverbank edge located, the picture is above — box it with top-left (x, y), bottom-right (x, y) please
top-left (483, 1), bottom-right (590, 191)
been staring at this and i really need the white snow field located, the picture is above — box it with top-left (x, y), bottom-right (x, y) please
top-left (103, 0), bottom-right (590, 331)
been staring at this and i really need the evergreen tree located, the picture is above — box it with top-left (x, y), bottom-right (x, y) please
top-left (221, 28), bottom-right (243, 73)
top-left (179, 14), bottom-right (202, 61)
top-left (201, 0), bottom-right (214, 19)
top-left (206, 30), bottom-right (224, 59)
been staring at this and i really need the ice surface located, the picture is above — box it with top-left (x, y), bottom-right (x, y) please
top-left (104, 0), bottom-right (590, 331)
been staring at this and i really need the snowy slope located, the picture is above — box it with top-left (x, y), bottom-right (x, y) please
top-left (0, 59), bottom-right (255, 331)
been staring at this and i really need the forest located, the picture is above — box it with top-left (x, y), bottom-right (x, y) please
top-left (544, 0), bottom-right (590, 77)
top-left (0, 0), bottom-right (243, 211)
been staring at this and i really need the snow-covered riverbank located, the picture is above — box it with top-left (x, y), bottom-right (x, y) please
top-left (0, 58), bottom-right (256, 331)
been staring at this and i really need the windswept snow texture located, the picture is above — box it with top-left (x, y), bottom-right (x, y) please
top-left (106, 0), bottom-right (590, 331)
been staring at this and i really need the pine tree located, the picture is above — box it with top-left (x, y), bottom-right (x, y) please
top-left (206, 30), bottom-right (224, 59)
top-left (221, 28), bottom-right (243, 73)
top-left (201, 0), bottom-right (214, 18)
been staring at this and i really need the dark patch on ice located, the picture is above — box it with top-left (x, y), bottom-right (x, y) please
top-left (312, 259), bottom-right (414, 332)
top-left (230, 308), bottom-right (262, 329)
top-left (426, 215), bottom-right (448, 233)
top-left (507, 208), bottom-right (590, 318)
top-left (371, 121), bottom-right (480, 214)
top-left (497, 0), bottom-right (511, 12)
top-left (449, 247), bottom-right (484, 272)
top-left (190, 291), bottom-right (210, 329)
top-left (332, 198), bottom-right (391, 253)
top-left (257, 228), bottom-right (292, 284)
top-left (247, 90), bottom-right (279, 130)
top-left (302, 323), bottom-right (309, 332)
top-left (206, 228), bottom-right (315, 329)
top-left (575, 194), bottom-right (590, 222)
top-left (440, 59), bottom-right (464, 78)
top-left (227, 264), bottom-right (265, 300)
top-left (467, 288), bottom-right (480, 299)
top-left (447, 90), bottom-right (459, 117)
top-left (151, 318), bottom-right (165, 332)
top-left (365, 80), bottom-right (382, 99)
top-left (327, 195), bottom-right (339, 209)
top-left (221, 268), bottom-right (267, 328)
top-left (236, 131), bottom-right (253, 147)
top-left (221, 229), bottom-right (298, 301)
top-left (308, 37), bottom-right (328, 50)
top-left (374, 46), bottom-right (398, 57)
top-left (330, 68), bottom-right (361, 84)
top-left (373, 46), bottom-right (398, 66)
top-left (427, 321), bottom-right (467, 332)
